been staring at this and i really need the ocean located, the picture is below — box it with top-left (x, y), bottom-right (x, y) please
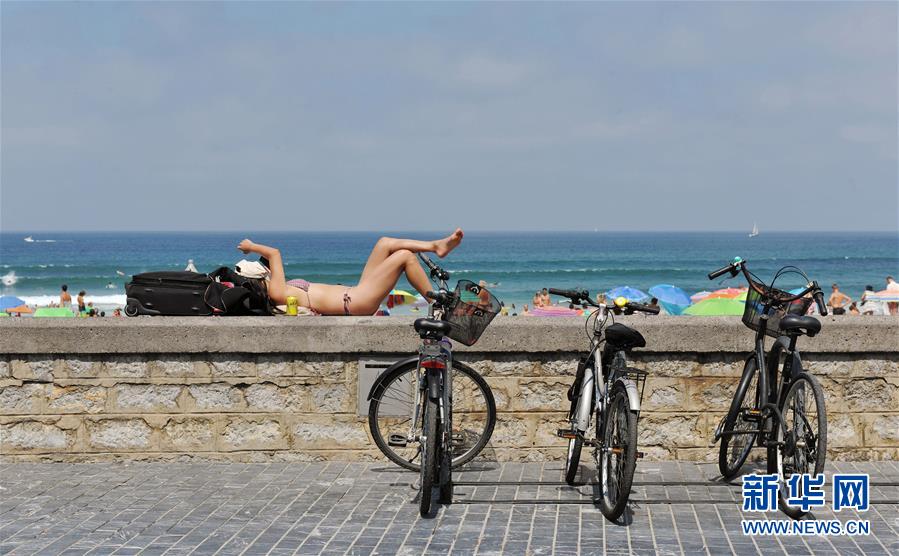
top-left (1, 231), bottom-right (897, 311)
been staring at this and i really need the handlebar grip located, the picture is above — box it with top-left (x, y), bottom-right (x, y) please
top-left (708, 265), bottom-right (734, 280)
top-left (548, 288), bottom-right (585, 300)
top-left (628, 302), bottom-right (661, 315)
top-left (814, 291), bottom-right (828, 316)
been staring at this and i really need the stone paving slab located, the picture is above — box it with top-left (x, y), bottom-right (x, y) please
top-left (1, 461), bottom-right (897, 555)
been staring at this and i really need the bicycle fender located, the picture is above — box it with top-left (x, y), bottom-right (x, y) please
top-left (615, 377), bottom-right (641, 412)
top-left (365, 355), bottom-right (419, 401)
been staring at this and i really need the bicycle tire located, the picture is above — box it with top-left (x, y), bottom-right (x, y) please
top-left (599, 383), bottom-right (638, 522)
top-left (718, 357), bottom-right (761, 480)
top-left (368, 359), bottom-right (496, 471)
top-left (419, 396), bottom-right (438, 517)
top-left (768, 372), bottom-right (827, 520)
top-left (564, 381), bottom-right (589, 485)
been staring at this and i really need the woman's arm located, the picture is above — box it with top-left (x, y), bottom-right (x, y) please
top-left (237, 239), bottom-right (288, 303)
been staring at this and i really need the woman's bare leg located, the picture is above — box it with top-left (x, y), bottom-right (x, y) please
top-left (359, 229), bottom-right (464, 282)
top-left (351, 249), bottom-right (432, 314)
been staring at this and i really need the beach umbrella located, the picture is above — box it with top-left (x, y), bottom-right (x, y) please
top-left (34, 307), bottom-right (75, 318)
top-left (0, 312), bottom-right (8, 317)
top-left (606, 286), bottom-right (649, 302)
top-left (707, 287), bottom-right (746, 300)
top-left (388, 289), bottom-right (418, 305)
top-left (649, 284), bottom-right (692, 315)
top-left (0, 296), bottom-right (26, 311)
top-left (691, 291), bottom-right (712, 304)
top-left (870, 290), bottom-right (899, 303)
top-left (6, 305), bottom-right (33, 314)
top-left (683, 297), bottom-right (745, 316)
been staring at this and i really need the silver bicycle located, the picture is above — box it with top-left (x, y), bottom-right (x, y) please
top-left (549, 288), bottom-right (658, 521)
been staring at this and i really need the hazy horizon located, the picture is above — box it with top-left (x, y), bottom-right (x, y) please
top-left (2, 2), bottom-right (896, 233)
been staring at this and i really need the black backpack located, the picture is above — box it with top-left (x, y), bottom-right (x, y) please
top-left (207, 267), bottom-right (278, 316)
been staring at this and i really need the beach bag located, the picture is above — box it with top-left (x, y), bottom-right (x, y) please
top-left (125, 271), bottom-right (214, 316)
top-left (208, 266), bottom-right (277, 316)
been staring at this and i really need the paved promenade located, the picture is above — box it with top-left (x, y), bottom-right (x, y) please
top-left (1, 461), bottom-right (897, 555)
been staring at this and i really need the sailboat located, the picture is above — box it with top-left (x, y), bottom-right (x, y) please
top-left (748, 223), bottom-right (759, 238)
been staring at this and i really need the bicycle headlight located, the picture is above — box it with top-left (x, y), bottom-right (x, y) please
top-left (614, 296), bottom-right (627, 308)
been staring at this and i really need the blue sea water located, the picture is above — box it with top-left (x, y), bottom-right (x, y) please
top-left (1, 231), bottom-right (897, 310)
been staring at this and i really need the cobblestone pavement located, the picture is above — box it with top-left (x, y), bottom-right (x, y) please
top-left (1, 460), bottom-right (897, 555)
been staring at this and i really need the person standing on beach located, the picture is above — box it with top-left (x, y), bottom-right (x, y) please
top-left (77, 290), bottom-right (86, 314)
top-left (532, 291), bottom-right (543, 308)
top-left (860, 285), bottom-right (879, 316)
top-left (540, 288), bottom-right (551, 307)
top-left (59, 284), bottom-right (71, 309)
top-left (886, 276), bottom-right (899, 316)
top-left (828, 284), bottom-right (851, 315)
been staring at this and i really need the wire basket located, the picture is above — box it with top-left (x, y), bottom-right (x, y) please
top-left (442, 280), bottom-right (501, 346)
top-left (742, 280), bottom-right (813, 338)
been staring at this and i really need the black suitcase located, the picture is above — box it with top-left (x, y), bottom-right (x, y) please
top-left (125, 271), bottom-right (214, 316)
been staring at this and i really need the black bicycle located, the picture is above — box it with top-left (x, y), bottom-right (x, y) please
top-left (709, 257), bottom-right (828, 519)
top-left (550, 288), bottom-right (659, 521)
top-left (367, 255), bottom-right (499, 516)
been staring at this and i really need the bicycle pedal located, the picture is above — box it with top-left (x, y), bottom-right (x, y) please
top-left (636, 451), bottom-right (645, 459)
top-left (743, 409), bottom-right (762, 422)
top-left (387, 434), bottom-right (408, 447)
top-left (557, 429), bottom-right (578, 439)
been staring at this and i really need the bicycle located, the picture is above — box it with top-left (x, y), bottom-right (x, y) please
top-left (708, 257), bottom-right (828, 519)
top-left (549, 288), bottom-right (659, 522)
top-left (366, 254), bottom-right (499, 516)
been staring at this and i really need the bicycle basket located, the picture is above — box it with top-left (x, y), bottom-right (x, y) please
top-left (442, 280), bottom-right (501, 346)
top-left (742, 280), bottom-right (813, 338)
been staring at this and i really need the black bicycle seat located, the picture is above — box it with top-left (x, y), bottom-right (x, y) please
top-left (779, 314), bottom-right (821, 337)
top-left (605, 323), bottom-right (646, 350)
top-left (414, 318), bottom-right (452, 336)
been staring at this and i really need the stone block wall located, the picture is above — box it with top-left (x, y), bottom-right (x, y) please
top-left (2, 345), bottom-right (897, 462)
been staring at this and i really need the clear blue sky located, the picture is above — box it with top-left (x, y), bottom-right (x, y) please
top-left (1, 1), bottom-right (896, 232)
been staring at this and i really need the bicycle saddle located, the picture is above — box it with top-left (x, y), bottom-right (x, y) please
top-left (414, 318), bottom-right (452, 336)
top-left (604, 323), bottom-right (646, 349)
top-left (779, 314), bottom-right (821, 337)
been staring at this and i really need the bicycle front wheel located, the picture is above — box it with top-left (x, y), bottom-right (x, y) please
top-left (768, 372), bottom-right (827, 519)
top-left (718, 357), bottom-right (761, 480)
top-left (368, 359), bottom-right (496, 471)
top-left (599, 383), bottom-right (638, 522)
top-left (419, 396), bottom-right (438, 517)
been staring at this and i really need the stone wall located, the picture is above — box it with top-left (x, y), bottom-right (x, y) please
top-left (1, 316), bottom-right (897, 462)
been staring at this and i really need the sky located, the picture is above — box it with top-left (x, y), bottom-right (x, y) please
top-left (1, 1), bottom-right (896, 232)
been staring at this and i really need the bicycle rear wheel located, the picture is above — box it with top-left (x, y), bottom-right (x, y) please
top-left (718, 357), bottom-right (761, 480)
top-left (419, 396), bottom-right (438, 517)
top-left (368, 359), bottom-right (496, 471)
top-left (599, 383), bottom-right (638, 522)
top-left (768, 372), bottom-right (827, 519)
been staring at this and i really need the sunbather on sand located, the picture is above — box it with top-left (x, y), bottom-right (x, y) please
top-left (237, 230), bottom-right (463, 316)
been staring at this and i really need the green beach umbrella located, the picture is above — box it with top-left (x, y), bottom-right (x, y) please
top-left (683, 297), bottom-right (745, 316)
top-left (33, 307), bottom-right (76, 318)
top-left (0, 312), bottom-right (8, 317)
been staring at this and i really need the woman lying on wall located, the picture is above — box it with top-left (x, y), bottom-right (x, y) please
top-left (237, 229), bottom-right (463, 316)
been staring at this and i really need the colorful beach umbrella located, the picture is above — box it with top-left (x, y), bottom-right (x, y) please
top-left (648, 284), bottom-right (692, 315)
top-left (707, 287), bottom-right (747, 300)
top-left (386, 289), bottom-right (417, 308)
top-left (606, 286), bottom-right (649, 302)
top-left (6, 305), bottom-right (33, 314)
top-left (0, 296), bottom-right (26, 311)
top-left (34, 307), bottom-right (75, 318)
top-left (0, 312), bottom-right (8, 317)
top-left (683, 297), bottom-right (745, 316)
top-left (870, 289), bottom-right (899, 303)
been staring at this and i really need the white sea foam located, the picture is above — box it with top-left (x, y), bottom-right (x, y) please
top-left (19, 294), bottom-right (127, 307)
top-left (2, 271), bottom-right (17, 286)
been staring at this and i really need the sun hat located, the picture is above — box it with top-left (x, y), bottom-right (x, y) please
top-left (235, 260), bottom-right (270, 279)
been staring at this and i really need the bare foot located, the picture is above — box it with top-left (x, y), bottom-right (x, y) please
top-left (434, 228), bottom-right (464, 258)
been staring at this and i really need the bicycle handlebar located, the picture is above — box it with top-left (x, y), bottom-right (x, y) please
top-left (627, 302), bottom-right (661, 315)
top-left (708, 263), bottom-right (738, 280)
top-left (814, 290), bottom-right (828, 316)
top-left (419, 254), bottom-right (450, 281)
top-left (548, 287), bottom-right (587, 301)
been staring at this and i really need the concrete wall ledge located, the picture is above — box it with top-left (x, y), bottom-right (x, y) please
top-left (1, 315), bottom-right (897, 355)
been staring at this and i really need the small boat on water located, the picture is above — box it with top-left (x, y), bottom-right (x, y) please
top-left (748, 222), bottom-right (759, 238)
top-left (24, 236), bottom-right (34, 242)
